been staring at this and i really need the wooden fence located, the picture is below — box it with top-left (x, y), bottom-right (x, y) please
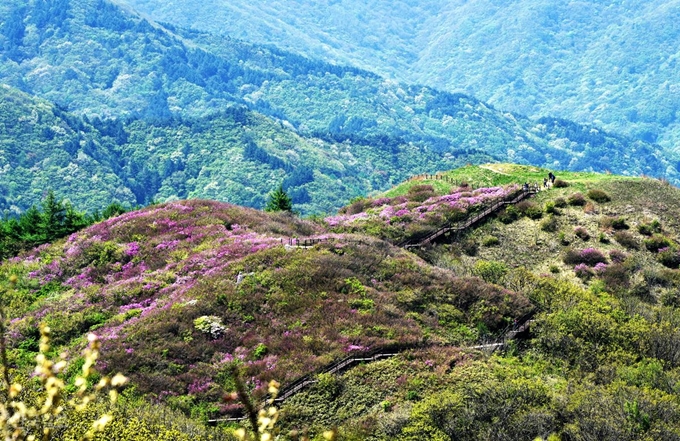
top-left (207, 313), bottom-right (536, 425)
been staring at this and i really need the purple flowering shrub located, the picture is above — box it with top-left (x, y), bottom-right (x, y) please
top-left (563, 248), bottom-right (608, 266)
top-left (325, 185), bottom-right (519, 242)
top-left (573, 264), bottom-right (594, 280)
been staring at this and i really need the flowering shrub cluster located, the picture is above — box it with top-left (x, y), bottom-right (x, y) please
top-left (325, 185), bottom-right (519, 242)
top-left (327, 185), bottom-right (517, 227)
top-left (573, 263), bottom-right (594, 279)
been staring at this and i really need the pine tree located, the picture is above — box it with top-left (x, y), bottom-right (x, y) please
top-left (39, 190), bottom-right (66, 242)
top-left (264, 185), bottom-right (293, 212)
top-left (19, 206), bottom-right (44, 245)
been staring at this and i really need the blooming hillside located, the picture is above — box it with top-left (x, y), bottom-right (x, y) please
top-left (326, 183), bottom-right (520, 244)
top-left (2, 199), bottom-right (529, 418)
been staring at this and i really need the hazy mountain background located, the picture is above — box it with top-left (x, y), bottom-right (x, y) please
top-left (117, 0), bottom-right (680, 148)
top-left (0, 0), bottom-right (677, 215)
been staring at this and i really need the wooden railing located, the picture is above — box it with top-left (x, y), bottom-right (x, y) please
top-left (408, 173), bottom-right (469, 187)
top-left (400, 185), bottom-right (539, 248)
top-left (207, 315), bottom-right (537, 425)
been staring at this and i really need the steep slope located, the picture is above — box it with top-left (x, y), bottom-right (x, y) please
top-left (2, 198), bottom-right (530, 421)
top-left (117, 0), bottom-right (680, 148)
top-left (0, 85), bottom-right (136, 214)
top-left (0, 83), bottom-right (499, 215)
top-left (4, 167), bottom-right (680, 439)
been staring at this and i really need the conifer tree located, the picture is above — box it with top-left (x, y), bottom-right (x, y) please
top-left (264, 185), bottom-right (293, 212)
top-left (40, 190), bottom-right (66, 242)
top-left (19, 205), bottom-right (44, 245)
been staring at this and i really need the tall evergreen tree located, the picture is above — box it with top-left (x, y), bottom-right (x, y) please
top-left (40, 190), bottom-right (67, 242)
top-left (19, 205), bottom-right (44, 245)
top-left (264, 185), bottom-right (293, 212)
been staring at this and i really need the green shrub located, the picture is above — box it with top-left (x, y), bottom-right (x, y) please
top-left (349, 297), bottom-right (375, 312)
top-left (516, 200), bottom-right (543, 219)
top-left (611, 217), bottom-right (629, 230)
top-left (658, 249), bottom-right (680, 269)
top-left (406, 390), bottom-right (420, 401)
top-left (525, 206), bottom-right (543, 220)
top-left (498, 206), bottom-right (519, 224)
top-left (637, 224), bottom-right (653, 236)
top-left (316, 372), bottom-right (341, 398)
top-left (567, 192), bottom-right (586, 206)
top-left (549, 265), bottom-right (560, 274)
top-left (544, 201), bottom-right (556, 214)
top-left (638, 220), bottom-right (661, 236)
top-left (473, 260), bottom-right (508, 284)
top-left (193, 315), bottom-right (226, 339)
top-left (253, 343), bottom-right (268, 359)
top-left (444, 207), bottom-right (467, 223)
top-left (540, 215), bottom-right (559, 232)
top-left (598, 233), bottom-right (610, 243)
top-left (558, 231), bottom-right (570, 245)
top-left (644, 234), bottom-right (672, 253)
top-left (614, 231), bottom-right (639, 250)
top-left (587, 189), bottom-right (611, 203)
top-left (660, 290), bottom-right (680, 308)
top-left (461, 240), bottom-right (478, 256)
top-left (407, 185), bottom-right (437, 202)
top-left (482, 235), bottom-right (499, 247)
top-left (553, 197), bottom-right (568, 208)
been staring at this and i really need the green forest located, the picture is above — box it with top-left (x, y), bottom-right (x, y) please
top-left (0, 0), bottom-right (678, 217)
top-left (115, 0), bottom-right (680, 148)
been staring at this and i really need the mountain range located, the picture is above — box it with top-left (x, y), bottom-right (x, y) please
top-left (116, 0), bottom-right (680, 148)
top-left (0, 0), bottom-right (677, 215)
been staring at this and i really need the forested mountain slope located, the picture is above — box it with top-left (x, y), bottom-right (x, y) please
top-left (117, 0), bottom-right (680, 148)
top-left (0, 0), bottom-right (678, 215)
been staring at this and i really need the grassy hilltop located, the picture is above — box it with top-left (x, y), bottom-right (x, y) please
top-left (2, 164), bottom-right (680, 439)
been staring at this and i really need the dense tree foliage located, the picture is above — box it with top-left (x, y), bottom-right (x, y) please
top-left (116, 0), bottom-right (680, 148)
top-left (0, 191), bottom-right (128, 259)
top-left (264, 185), bottom-right (293, 212)
top-left (0, 0), bottom-right (678, 218)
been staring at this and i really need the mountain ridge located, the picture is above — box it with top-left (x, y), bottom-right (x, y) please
top-left (115, 0), bottom-right (680, 148)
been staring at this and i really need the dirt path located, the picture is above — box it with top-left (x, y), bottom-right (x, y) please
top-left (479, 164), bottom-right (511, 175)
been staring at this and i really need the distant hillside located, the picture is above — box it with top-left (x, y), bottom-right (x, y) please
top-left (0, 85), bottom-right (136, 212)
top-left (0, 0), bottom-right (678, 215)
top-left (3, 165), bottom-right (680, 439)
top-left (117, 0), bottom-right (680, 147)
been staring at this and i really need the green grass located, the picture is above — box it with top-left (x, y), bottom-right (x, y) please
top-left (383, 163), bottom-right (636, 198)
